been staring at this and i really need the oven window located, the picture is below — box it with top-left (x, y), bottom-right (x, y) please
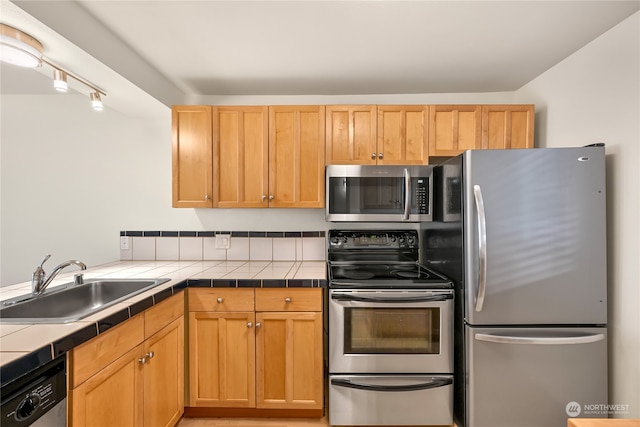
top-left (344, 307), bottom-right (440, 354)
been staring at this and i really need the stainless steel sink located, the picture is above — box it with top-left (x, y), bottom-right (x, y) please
top-left (0, 278), bottom-right (170, 323)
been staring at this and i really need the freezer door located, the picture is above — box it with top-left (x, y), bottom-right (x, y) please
top-left (463, 147), bottom-right (607, 325)
top-left (463, 326), bottom-right (607, 427)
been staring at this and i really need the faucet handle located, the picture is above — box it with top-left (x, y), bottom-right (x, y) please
top-left (38, 255), bottom-right (51, 269)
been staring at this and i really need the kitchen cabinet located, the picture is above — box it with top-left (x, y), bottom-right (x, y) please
top-left (325, 105), bottom-right (377, 164)
top-left (376, 105), bottom-right (429, 165)
top-left (188, 288), bottom-right (256, 408)
top-left (172, 106), bottom-right (213, 208)
top-left (268, 106), bottom-right (325, 207)
top-left (255, 289), bottom-right (323, 410)
top-left (482, 104), bottom-right (535, 149)
top-left (428, 104), bottom-right (482, 158)
top-left (187, 288), bottom-right (323, 412)
top-left (205, 105), bottom-right (325, 208)
top-left (69, 292), bottom-right (184, 427)
top-left (326, 105), bottom-right (429, 165)
top-left (213, 106), bottom-right (269, 208)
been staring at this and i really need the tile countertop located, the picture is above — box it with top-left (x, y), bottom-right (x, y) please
top-left (0, 260), bottom-right (327, 384)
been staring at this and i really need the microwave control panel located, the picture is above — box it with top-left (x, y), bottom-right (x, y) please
top-left (414, 178), bottom-right (430, 214)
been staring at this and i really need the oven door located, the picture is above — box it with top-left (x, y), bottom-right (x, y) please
top-left (329, 289), bottom-right (453, 374)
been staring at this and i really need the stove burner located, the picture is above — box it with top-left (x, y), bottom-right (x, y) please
top-left (392, 270), bottom-right (426, 279)
top-left (338, 270), bottom-right (376, 280)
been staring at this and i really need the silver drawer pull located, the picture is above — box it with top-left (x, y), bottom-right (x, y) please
top-left (284, 297), bottom-right (291, 303)
top-left (217, 297), bottom-right (223, 303)
top-left (256, 322), bottom-right (261, 328)
top-left (247, 322), bottom-right (253, 328)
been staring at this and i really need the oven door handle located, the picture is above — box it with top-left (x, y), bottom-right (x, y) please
top-left (330, 293), bottom-right (453, 303)
top-left (331, 377), bottom-right (452, 392)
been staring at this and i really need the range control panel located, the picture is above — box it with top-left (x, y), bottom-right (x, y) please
top-left (328, 230), bottom-right (418, 250)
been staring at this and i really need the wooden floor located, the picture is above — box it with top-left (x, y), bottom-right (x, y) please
top-left (177, 417), bottom-right (330, 427)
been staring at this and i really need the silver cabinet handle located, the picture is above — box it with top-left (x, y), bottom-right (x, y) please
top-left (138, 357), bottom-right (147, 365)
top-left (475, 333), bottom-right (606, 345)
top-left (145, 351), bottom-right (154, 359)
top-left (371, 153), bottom-right (376, 160)
top-left (261, 195), bottom-right (267, 201)
top-left (378, 153), bottom-right (383, 159)
top-left (217, 297), bottom-right (223, 303)
top-left (284, 297), bottom-right (291, 303)
top-left (256, 322), bottom-right (262, 328)
top-left (269, 195), bottom-right (274, 201)
top-left (473, 185), bottom-right (487, 312)
top-left (247, 322), bottom-right (253, 328)
top-left (205, 194), bottom-right (211, 201)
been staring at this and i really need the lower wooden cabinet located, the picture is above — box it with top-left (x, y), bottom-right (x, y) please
top-left (187, 288), bottom-right (324, 412)
top-left (69, 292), bottom-right (184, 427)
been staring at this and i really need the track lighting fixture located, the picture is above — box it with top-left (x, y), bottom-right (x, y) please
top-left (90, 92), bottom-right (103, 111)
top-left (52, 69), bottom-right (68, 92)
top-left (0, 23), bottom-right (107, 110)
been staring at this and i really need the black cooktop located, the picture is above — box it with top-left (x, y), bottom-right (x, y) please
top-left (329, 262), bottom-right (452, 289)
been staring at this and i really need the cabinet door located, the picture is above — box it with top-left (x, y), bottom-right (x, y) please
top-left (326, 105), bottom-right (377, 164)
top-left (172, 106), bottom-right (213, 208)
top-left (429, 105), bottom-right (482, 157)
top-left (482, 105), bottom-right (535, 149)
top-left (70, 344), bottom-right (144, 427)
top-left (189, 311), bottom-right (256, 407)
top-left (213, 106), bottom-right (269, 207)
top-left (143, 316), bottom-right (184, 427)
top-left (269, 106), bottom-right (326, 208)
top-left (377, 105), bottom-right (429, 165)
top-left (255, 312), bottom-right (323, 410)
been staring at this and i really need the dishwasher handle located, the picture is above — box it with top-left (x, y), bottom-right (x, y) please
top-left (475, 333), bottom-right (606, 345)
top-left (331, 377), bottom-right (452, 392)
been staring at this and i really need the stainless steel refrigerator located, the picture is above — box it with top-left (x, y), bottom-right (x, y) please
top-left (421, 146), bottom-right (608, 427)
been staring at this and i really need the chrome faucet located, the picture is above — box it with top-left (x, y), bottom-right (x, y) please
top-left (31, 255), bottom-right (87, 296)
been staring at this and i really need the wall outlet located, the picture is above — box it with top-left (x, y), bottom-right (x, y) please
top-left (120, 236), bottom-right (130, 250)
top-left (215, 234), bottom-right (231, 249)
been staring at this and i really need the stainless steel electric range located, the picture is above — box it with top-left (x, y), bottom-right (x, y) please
top-left (327, 230), bottom-right (454, 426)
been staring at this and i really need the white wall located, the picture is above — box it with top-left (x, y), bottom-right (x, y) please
top-left (516, 12), bottom-right (640, 418)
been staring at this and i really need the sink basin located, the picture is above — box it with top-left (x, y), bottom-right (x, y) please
top-left (0, 278), bottom-right (170, 324)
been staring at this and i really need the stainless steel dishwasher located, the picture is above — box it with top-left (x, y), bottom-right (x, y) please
top-left (1, 356), bottom-right (66, 426)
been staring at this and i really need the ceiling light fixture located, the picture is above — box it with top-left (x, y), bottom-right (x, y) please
top-left (90, 92), bottom-right (103, 111)
top-left (0, 23), bottom-right (107, 110)
top-left (52, 69), bottom-right (68, 92)
top-left (0, 24), bottom-right (43, 67)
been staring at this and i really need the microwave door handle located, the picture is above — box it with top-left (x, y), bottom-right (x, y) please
top-left (331, 293), bottom-right (453, 303)
top-left (403, 168), bottom-right (411, 221)
top-left (473, 184), bottom-right (487, 311)
top-left (331, 377), bottom-right (452, 392)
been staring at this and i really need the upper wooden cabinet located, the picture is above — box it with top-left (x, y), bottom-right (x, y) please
top-left (429, 105), bottom-right (482, 158)
top-left (326, 105), bottom-right (377, 164)
top-left (269, 106), bottom-right (325, 208)
top-left (482, 104), bottom-right (535, 150)
top-left (172, 106), bottom-right (213, 208)
top-left (377, 105), bottom-right (429, 165)
top-left (213, 106), bottom-right (269, 208)
top-left (326, 105), bottom-right (429, 165)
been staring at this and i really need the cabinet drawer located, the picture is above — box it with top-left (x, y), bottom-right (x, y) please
top-left (188, 288), bottom-right (254, 312)
top-left (70, 314), bottom-right (144, 388)
top-left (145, 291), bottom-right (184, 338)
top-left (255, 288), bottom-right (322, 312)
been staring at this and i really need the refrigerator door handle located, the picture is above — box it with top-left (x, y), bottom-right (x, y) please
top-left (474, 333), bottom-right (606, 345)
top-left (403, 168), bottom-right (411, 221)
top-left (473, 184), bottom-right (487, 311)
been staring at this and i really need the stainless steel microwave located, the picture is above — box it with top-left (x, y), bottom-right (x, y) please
top-left (326, 165), bottom-right (433, 222)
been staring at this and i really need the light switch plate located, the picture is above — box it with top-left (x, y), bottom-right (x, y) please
top-left (120, 236), bottom-right (130, 250)
top-left (215, 235), bottom-right (231, 249)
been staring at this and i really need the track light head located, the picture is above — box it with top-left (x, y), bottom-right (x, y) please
top-left (90, 92), bottom-right (103, 111)
top-left (53, 69), bottom-right (68, 92)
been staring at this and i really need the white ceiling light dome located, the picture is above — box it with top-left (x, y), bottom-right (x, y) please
top-left (0, 23), bottom-right (43, 68)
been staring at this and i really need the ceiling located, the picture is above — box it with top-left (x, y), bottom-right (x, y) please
top-left (1, 1), bottom-right (639, 113)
